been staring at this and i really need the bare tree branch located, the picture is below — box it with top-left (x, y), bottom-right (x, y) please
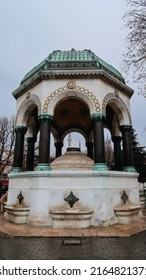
top-left (122, 0), bottom-right (146, 95)
top-left (0, 116), bottom-right (15, 175)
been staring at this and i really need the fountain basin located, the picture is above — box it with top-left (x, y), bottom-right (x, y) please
top-left (4, 205), bottom-right (30, 224)
top-left (49, 208), bottom-right (94, 228)
top-left (114, 205), bottom-right (141, 224)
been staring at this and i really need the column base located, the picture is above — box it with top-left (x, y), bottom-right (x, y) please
top-left (11, 167), bottom-right (22, 173)
top-left (36, 163), bottom-right (52, 171)
top-left (124, 166), bottom-right (137, 172)
top-left (93, 163), bottom-right (108, 171)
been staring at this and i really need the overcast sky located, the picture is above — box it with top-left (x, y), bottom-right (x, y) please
top-left (0, 0), bottom-right (145, 147)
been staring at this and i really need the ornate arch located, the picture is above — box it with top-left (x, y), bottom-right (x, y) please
top-left (42, 81), bottom-right (101, 114)
top-left (16, 93), bottom-right (41, 125)
top-left (102, 91), bottom-right (132, 124)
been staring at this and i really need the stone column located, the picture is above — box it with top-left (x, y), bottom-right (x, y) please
top-left (112, 136), bottom-right (123, 171)
top-left (36, 114), bottom-right (53, 171)
top-left (55, 142), bottom-right (63, 158)
top-left (13, 126), bottom-right (27, 172)
top-left (86, 142), bottom-right (93, 159)
top-left (26, 137), bottom-right (36, 171)
top-left (91, 113), bottom-right (108, 170)
top-left (120, 125), bottom-right (136, 172)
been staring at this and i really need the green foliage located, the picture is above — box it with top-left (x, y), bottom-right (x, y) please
top-left (131, 128), bottom-right (146, 182)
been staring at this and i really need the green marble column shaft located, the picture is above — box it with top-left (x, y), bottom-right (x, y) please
top-left (13, 126), bottom-right (27, 172)
top-left (36, 114), bottom-right (53, 171)
top-left (91, 113), bottom-right (108, 171)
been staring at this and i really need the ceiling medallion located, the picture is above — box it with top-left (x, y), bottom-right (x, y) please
top-left (67, 81), bottom-right (76, 89)
top-left (80, 108), bottom-right (88, 116)
top-left (60, 108), bottom-right (68, 117)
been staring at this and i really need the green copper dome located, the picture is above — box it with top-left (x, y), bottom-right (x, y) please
top-left (21, 49), bottom-right (125, 84)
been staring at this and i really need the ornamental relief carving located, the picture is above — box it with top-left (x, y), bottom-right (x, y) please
top-left (16, 94), bottom-right (41, 123)
top-left (102, 92), bottom-right (132, 124)
top-left (42, 82), bottom-right (101, 113)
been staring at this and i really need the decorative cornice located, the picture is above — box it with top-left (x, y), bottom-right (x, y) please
top-left (46, 61), bottom-right (97, 70)
top-left (12, 69), bottom-right (134, 99)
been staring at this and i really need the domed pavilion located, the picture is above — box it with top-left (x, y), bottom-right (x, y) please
top-left (5, 49), bottom-right (141, 227)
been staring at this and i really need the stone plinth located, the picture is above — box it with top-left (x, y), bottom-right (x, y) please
top-left (49, 208), bottom-right (93, 228)
top-left (114, 205), bottom-right (141, 224)
top-left (7, 169), bottom-right (140, 227)
top-left (4, 205), bottom-right (30, 224)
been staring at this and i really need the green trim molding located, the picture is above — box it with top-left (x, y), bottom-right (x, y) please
top-left (36, 163), bottom-right (52, 171)
top-left (124, 166), bottom-right (137, 173)
top-left (11, 167), bottom-right (23, 173)
top-left (93, 163), bottom-right (108, 171)
top-left (38, 114), bottom-right (53, 122)
top-left (15, 126), bottom-right (27, 134)
top-left (120, 124), bottom-right (133, 132)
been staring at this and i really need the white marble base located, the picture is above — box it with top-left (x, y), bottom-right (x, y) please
top-left (7, 170), bottom-right (140, 226)
top-left (114, 205), bottom-right (141, 224)
top-left (4, 205), bottom-right (30, 224)
top-left (26, 214), bottom-right (51, 226)
top-left (49, 208), bottom-right (93, 228)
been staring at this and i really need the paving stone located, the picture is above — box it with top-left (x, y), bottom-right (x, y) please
top-left (0, 231), bottom-right (146, 260)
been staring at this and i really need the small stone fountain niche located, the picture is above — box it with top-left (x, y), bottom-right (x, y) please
top-left (114, 190), bottom-right (141, 224)
top-left (4, 191), bottom-right (30, 224)
top-left (49, 191), bottom-right (94, 228)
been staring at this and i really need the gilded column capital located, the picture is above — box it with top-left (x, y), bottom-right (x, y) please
top-left (91, 112), bottom-right (106, 122)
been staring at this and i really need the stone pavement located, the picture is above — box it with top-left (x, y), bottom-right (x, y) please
top-left (0, 212), bottom-right (146, 260)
